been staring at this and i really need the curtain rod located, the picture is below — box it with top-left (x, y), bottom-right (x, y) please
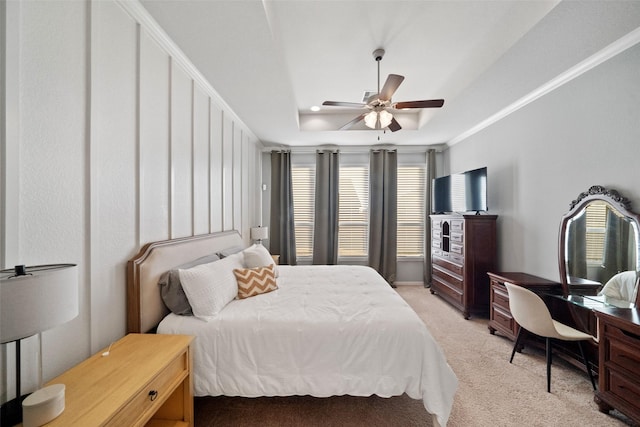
top-left (260, 144), bottom-right (445, 154)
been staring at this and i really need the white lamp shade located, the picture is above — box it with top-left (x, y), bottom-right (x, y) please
top-left (378, 110), bottom-right (393, 128)
top-left (250, 227), bottom-right (269, 241)
top-left (364, 110), bottom-right (394, 129)
top-left (0, 264), bottom-right (79, 344)
top-left (364, 111), bottom-right (378, 129)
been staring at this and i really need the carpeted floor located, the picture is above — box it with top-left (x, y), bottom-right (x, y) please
top-left (193, 285), bottom-right (637, 427)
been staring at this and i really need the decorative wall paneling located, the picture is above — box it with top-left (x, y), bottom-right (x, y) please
top-left (1, 0), bottom-right (262, 404)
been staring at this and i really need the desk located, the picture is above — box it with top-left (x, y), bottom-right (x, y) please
top-left (593, 307), bottom-right (640, 424)
top-left (487, 272), bottom-right (561, 340)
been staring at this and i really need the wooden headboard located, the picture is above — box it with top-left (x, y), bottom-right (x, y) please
top-left (126, 230), bottom-right (244, 333)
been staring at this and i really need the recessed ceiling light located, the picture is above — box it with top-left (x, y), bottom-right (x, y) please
top-left (310, 105), bottom-right (320, 112)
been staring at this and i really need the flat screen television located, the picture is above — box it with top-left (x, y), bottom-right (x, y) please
top-left (431, 167), bottom-right (488, 214)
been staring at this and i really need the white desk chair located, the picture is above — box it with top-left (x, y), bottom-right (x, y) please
top-left (505, 283), bottom-right (597, 393)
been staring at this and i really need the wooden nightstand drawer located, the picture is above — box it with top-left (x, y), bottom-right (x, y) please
top-left (108, 350), bottom-right (188, 427)
top-left (45, 334), bottom-right (193, 427)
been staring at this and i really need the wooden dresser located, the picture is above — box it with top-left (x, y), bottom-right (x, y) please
top-left (430, 214), bottom-right (497, 319)
top-left (594, 307), bottom-right (640, 424)
top-left (43, 333), bottom-right (193, 427)
top-left (487, 272), bottom-right (560, 340)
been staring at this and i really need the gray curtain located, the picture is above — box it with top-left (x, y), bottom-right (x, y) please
top-left (270, 151), bottom-right (297, 265)
top-left (567, 214), bottom-right (587, 280)
top-left (603, 209), bottom-right (631, 280)
top-left (313, 150), bottom-right (340, 265)
top-left (368, 149), bottom-right (397, 285)
top-left (424, 149), bottom-right (436, 287)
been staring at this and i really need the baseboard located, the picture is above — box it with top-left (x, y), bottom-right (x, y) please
top-left (394, 281), bottom-right (425, 286)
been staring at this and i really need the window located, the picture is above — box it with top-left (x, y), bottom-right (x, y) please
top-left (290, 153), bottom-right (427, 260)
top-left (397, 165), bottom-right (425, 257)
top-left (291, 166), bottom-right (315, 257)
top-left (585, 201), bottom-right (612, 264)
top-left (338, 166), bottom-right (369, 257)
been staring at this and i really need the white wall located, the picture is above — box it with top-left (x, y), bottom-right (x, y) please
top-left (445, 5), bottom-right (640, 282)
top-left (1, 0), bottom-right (262, 403)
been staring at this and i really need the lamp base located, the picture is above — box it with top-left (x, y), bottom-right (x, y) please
top-left (1, 394), bottom-right (27, 426)
top-left (22, 384), bottom-right (65, 427)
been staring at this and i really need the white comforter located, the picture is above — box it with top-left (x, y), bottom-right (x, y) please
top-left (158, 265), bottom-right (457, 426)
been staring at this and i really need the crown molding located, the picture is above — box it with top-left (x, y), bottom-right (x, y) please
top-left (448, 26), bottom-right (640, 147)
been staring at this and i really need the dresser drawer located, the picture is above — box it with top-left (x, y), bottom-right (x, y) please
top-left (491, 306), bottom-right (515, 333)
top-left (432, 275), bottom-right (463, 305)
top-left (607, 330), bottom-right (640, 374)
top-left (491, 281), bottom-right (510, 310)
top-left (432, 256), bottom-right (463, 277)
top-left (450, 232), bottom-right (463, 244)
top-left (449, 253), bottom-right (464, 264)
top-left (432, 230), bottom-right (441, 239)
top-left (107, 350), bottom-right (188, 427)
top-left (450, 220), bottom-right (464, 232)
top-left (450, 243), bottom-right (463, 255)
top-left (433, 265), bottom-right (463, 290)
top-left (432, 219), bottom-right (442, 229)
top-left (432, 239), bottom-right (442, 249)
top-left (608, 369), bottom-right (640, 410)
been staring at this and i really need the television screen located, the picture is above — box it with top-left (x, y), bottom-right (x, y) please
top-left (432, 167), bottom-right (487, 213)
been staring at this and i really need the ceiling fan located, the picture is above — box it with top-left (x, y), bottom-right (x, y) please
top-left (322, 48), bottom-right (444, 132)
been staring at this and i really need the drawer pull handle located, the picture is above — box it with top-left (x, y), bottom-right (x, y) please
top-left (149, 390), bottom-right (158, 401)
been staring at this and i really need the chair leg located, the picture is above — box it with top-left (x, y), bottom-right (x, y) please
top-left (546, 337), bottom-right (552, 393)
top-left (510, 327), bottom-right (525, 363)
top-left (578, 340), bottom-right (597, 390)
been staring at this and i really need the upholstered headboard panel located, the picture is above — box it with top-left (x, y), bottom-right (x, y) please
top-left (127, 230), bottom-right (244, 333)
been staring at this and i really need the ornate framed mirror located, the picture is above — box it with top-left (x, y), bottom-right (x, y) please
top-left (558, 185), bottom-right (640, 306)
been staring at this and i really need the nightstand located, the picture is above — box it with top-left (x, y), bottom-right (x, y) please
top-left (42, 333), bottom-right (193, 427)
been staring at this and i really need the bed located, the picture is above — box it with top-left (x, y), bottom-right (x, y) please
top-left (127, 231), bottom-right (458, 426)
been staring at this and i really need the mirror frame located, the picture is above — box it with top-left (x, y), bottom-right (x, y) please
top-left (558, 185), bottom-right (640, 305)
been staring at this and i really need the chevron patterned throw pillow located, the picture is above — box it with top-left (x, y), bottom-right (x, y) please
top-left (234, 264), bottom-right (278, 299)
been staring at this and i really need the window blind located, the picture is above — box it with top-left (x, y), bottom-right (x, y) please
top-left (397, 165), bottom-right (425, 257)
top-left (291, 166), bottom-right (315, 257)
top-left (338, 166), bottom-right (369, 257)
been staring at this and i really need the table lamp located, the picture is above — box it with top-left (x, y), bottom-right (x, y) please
top-left (0, 264), bottom-right (79, 426)
top-left (250, 226), bottom-right (269, 244)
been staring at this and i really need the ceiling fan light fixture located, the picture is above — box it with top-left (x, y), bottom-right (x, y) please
top-left (379, 110), bottom-right (393, 128)
top-left (364, 110), bottom-right (393, 129)
top-left (364, 111), bottom-right (379, 129)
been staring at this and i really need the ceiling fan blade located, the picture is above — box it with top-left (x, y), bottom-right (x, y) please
top-left (394, 99), bottom-right (445, 109)
top-left (339, 113), bottom-right (366, 130)
top-left (388, 117), bottom-right (402, 132)
top-left (322, 101), bottom-right (367, 108)
top-left (378, 74), bottom-right (405, 101)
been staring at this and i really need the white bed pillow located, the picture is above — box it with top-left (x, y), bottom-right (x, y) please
top-left (178, 252), bottom-right (244, 321)
top-left (243, 244), bottom-right (279, 277)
